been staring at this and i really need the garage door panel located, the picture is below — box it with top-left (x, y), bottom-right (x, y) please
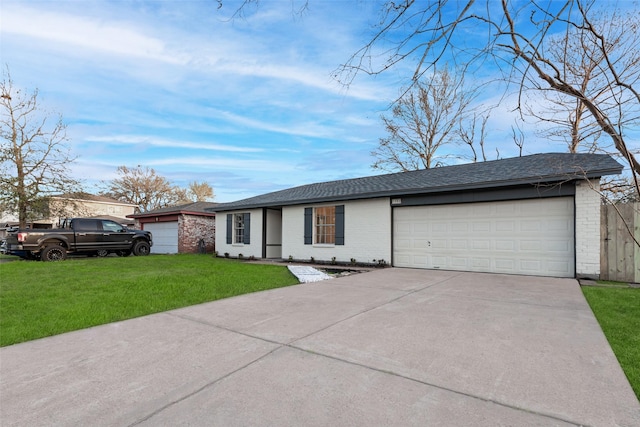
top-left (395, 238), bottom-right (411, 250)
top-left (472, 240), bottom-right (490, 250)
top-left (472, 221), bottom-right (491, 232)
top-left (471, 258), bottom-right (491, 269)
top-left (495, 259), bottom-right (515, 271)
top-left (548, 240), bottom-right (571, 252)
top-left (548, 219), bottom-right (572, 231)
top-left (472, 205), bottom-right (493, 215)
top-left (412, 255), bottom-right (428, 266)
top-left (431, 239), bottom-right (447, 250)
top-left (394, 198), bottom-right (574, 277)
top-left (451, 240), bottom-right (467, 250)
top-left (521, 260), bottom-right (542, 273)
top-left (145, 222), bottom-right (179, 254)
top-left (496, 221), bottom-right (515, 232)
top-left (521, 240), bottom-right (542, 251)
top-left (496, 240), bottom-right (514, 251)
top-left (432, 256), bottom-right (447, 267)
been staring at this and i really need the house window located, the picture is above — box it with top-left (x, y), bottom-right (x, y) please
top-left (234, 213), bottom-right (245, 244)
top-left (227, 213), bottom-right (251, 245)
top-left (315, 206), bottom-right (335, 244)
top-left (304, 205), bottom-right (344, 246)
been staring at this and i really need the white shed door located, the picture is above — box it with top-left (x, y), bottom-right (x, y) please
top-left (145, 222), bottom-right (179, 254)
top-left (393, 198), bottom-right (574, 277)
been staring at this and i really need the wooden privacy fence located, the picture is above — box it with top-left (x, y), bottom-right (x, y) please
top-left (600, 202), bottom-right (640, 283)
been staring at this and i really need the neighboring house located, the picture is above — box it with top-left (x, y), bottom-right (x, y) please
top-left (44, 193), bottom-right (138, 226)
top-left (212, 153), bottom-right (623, 279)
top-left (0, 194), bottom-right (137, 238)
top-left (128, 202), bottom-right (217, 254)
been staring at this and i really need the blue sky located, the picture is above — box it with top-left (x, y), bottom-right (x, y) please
top-left (1, 0), bottom-right (577, 202)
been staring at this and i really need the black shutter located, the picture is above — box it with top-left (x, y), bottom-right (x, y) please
top-left (226, 214), bottom-right (232, 244)
top-left (304, 207), bottom-right (313, 244)
top-left (243, 213), bottom-right (251, 244)
top-left (335, 205), bottom-right (345, 245)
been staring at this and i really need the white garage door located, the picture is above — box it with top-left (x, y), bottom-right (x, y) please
top-left (144, 222), bottom-right (179, 254)
top-left (393, 198), bottom-right (575, 277)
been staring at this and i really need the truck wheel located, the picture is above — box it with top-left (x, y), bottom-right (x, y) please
top-left (116, 250), bottom-right (131, 257)
top-left (41, 244), bottom-right (67, 262)
top-left (96, 249), bottom-right (109, 257)
top-left (133, 241), bottom-right (151, 256)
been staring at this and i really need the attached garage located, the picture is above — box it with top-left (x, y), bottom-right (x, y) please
top-left (144, 221), bottom-right (179, 254)
top-left (393, 197), bottom-right (575, 277)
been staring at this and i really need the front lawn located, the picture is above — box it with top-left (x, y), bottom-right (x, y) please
top-left (582, 285), bottom-right (640, 401)
top-left (0, 255), bottom-right (298, 347)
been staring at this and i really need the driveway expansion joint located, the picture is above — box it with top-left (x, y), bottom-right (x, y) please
top-left (126, 346), bottom-right (283, 427)
top-left (286, 344), bottom-right (587, 427)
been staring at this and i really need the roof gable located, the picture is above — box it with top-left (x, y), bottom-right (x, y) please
top-left (212, 153), bottom-right (623, 212)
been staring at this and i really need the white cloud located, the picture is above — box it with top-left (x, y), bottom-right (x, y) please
top-left (146, 156), bottom-right (293, 173)
top-left (214, 110), bottom-right (336, 139)
top-left (86, 135), bottom-right (263, 153)
top-left (2, 5), bottom-right (186, 65)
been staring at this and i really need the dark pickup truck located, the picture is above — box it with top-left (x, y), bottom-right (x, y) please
top-left (2, 218), bottom-right (153, 261)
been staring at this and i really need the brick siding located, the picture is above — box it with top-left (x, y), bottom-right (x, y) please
top-left (178, 215), bottom-right (216, 253)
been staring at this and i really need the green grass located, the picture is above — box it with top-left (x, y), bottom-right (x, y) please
top-left (582, 286), bottom-right (640, 401)
top-left (0, 254), bottom-right (299, 347)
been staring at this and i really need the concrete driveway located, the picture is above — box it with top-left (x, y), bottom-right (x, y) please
top-left (1, 268), bottom-right (639, 426)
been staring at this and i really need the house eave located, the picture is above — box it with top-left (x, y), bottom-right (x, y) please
top-left (210, 172), bottom-right (609, 213)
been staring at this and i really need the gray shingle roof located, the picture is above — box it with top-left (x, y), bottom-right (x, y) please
top-left (211, 153), bottom-right (622, 212)
top-left (129, 201), bottom-right (218, 217)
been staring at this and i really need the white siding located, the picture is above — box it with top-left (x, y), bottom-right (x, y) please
top-left (215, 209), bottom-right (263, 259)
top-left (282, 198), bottom-right (392, 264)
top-left (575, 179), bottom-right (601, 278)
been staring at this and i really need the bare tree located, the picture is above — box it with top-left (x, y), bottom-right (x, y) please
top-left (600, 176), bottom-right (639, 204)
top-left (0, 69), bottom-right (81, 227)
top-left (221, 1), bottom-right (638, 173)
top-left (187, 181), bottom-right (214, 202)
top-left (337, 0), bottom-right (640, 190)
top-left (372, 67), bottom-right (477, 171)
top-left (102, 166), bottom-right (185, 212)
top-left (524, 9), bottom-right (639, 155)
top-left (458, 111), bottom-right (490, 163)
top-left (511, 122), bottom-right (525, 157)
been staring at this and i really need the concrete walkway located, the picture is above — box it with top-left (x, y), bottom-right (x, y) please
top-left (1, 269), bottom-right (638, 426)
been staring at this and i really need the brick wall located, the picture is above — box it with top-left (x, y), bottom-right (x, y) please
top-left (178, 214), bottom-right (216, 253)
top-left (575, 179), bottom-right (601, 278)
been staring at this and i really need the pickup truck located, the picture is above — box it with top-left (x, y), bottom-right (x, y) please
top-left (2, 218), bottom-right (153, 261)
